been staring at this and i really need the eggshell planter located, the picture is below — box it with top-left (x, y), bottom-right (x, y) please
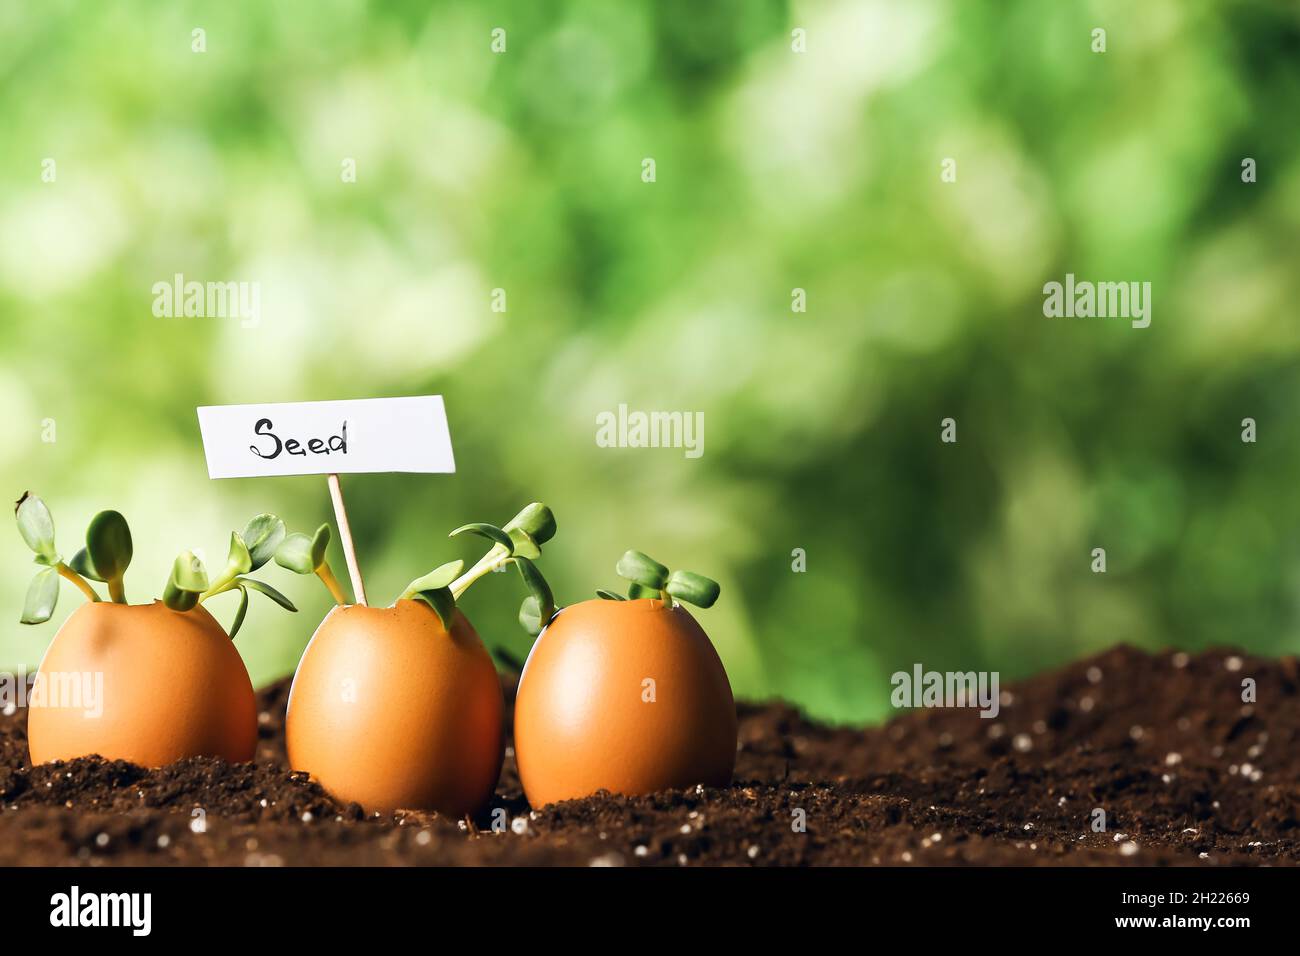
top-left (26, 600), bottom-right (257, 767)
top-left (513, 598), bottom-right (737, 807)
top-left (285, 600), bottom-right (504, 815)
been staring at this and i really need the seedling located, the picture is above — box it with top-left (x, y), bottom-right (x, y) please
top-left (15, 493), bottom-right (296, 639)
top-left (273, 523), bottom-right (349, 605)
top-left (448, 501), bottom-right (557, 634)
top-left (274, 502), bottom-right (557, 631)
top-left (604, 549), bottom-right (720, 609)
top-left (512, 548), bottom-right (735, 808)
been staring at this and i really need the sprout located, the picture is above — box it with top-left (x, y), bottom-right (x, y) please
top-left (397, 559), bottom-right (464, 630)
top-left (85, 510), bottom-right (132, 603)
top-left (274, 522), bottom-right (349, 605)
top-left (14, 492), bottom-right (103, 624)
top-left (14, 493), bottom-right (295, 637)
top-left (194, 513), bottom-right (299, 636)
top-left (603, 549), bottom-right (721, 610)
top-left (426, 502), bottom-right (560, 635)
top-left (163, 550), bottom-right (208, 612)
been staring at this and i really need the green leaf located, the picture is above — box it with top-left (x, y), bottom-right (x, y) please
top-left (165, 550), bottom-right (209, 611)
top-left (241, 514), bottom-right (286, 571)
top-left (505, 528), bottom-right (542, 560)
top-left (519, 595), bottom-right (550, 635)
top-left (229, 584), bottom-right (250, 639)
top-left (237, 576), bottom-right (297, 612)
top-left (595, 589), bottom-right (627, 601)
top-left (310, 524), bottom-right (331, 569)
top-left (412, 586), bottom-right (456, 631)
top-left (163, 579), bottom-right (199, 611)
top-left (504, 502), bottom-right (556, 546)
top-left (68, 548), bottom-right (106, 582)
top-left (224, 531), bottom-right (253, 577)
top-left (275, 533), bottom-right (316, 575)
top-left (15, 493), bottom-right (58, 564)
top-left (20, 566), bottom-right (59, 624)
top-left (512, 556), bottom-right (555, 631)
top-left (85, 510), bottom-right (132, 582)
top-left (449, 522), bottom-right (514, 553)
top-left (163, 551), bottom-right (207, 612)
top-left (400, 560), bottom-right (465, 601)
top-left (616, 550), bottom-right (668, 590)
top-left (519, 595), bottom-right (541, 634)
top-left (665, 569), bottom-right (721, 609)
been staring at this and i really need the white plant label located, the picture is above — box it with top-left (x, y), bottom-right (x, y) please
top-left (196, 396), bottom-right (456, 478)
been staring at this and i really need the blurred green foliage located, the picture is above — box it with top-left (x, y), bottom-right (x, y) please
top-left (1, 0), bottom-right (1298, 723)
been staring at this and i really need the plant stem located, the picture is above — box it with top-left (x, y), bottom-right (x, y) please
top-left (199, 580), bottom-right (237, 602)
top-left (659, 588), bottom-right (673, 609)
top-left (317, 562), bottom-right (349, 605)
top-left (450, 545), bottom-right (512, 600)
top-left (108, 576), bottom-right (126, 604)
top-left (56, 563), bottom-right (100, 602)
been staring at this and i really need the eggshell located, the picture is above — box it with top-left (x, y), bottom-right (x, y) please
top-left (513, 598), bottom-right (736, 807)
top-left (27, 600), bottom-right (257, 767)
top-left (285, 600), bottom-right (504, 815)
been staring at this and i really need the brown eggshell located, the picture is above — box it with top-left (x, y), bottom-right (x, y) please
top-left (27, 600), bottom-right (257, 767)
top-left (513, 598), bottom-right (737, 807)
top-left (285, 600), bottom-right (504, 815)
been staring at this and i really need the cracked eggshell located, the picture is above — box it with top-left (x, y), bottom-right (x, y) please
top-left (27, 600), bottom-right (257, 767)
top-left (285, 600), bottom-right (504, 815)
top-left (513, 598), bottom-right (736, 807)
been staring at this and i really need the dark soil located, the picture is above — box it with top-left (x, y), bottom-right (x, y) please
top-left (1, 644), bottom-right (1297, 866)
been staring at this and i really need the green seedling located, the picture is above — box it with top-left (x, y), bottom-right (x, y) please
top-left (416, 502), bottom-right (559, 634)
top-left (276, 502), bottom-right (558, 634)
top-left (603, 549), bottom-right (721, 610)
top-left (273, 522), bottom-right (350, 605)
top-left (14, 493), bottom-right (296, 637)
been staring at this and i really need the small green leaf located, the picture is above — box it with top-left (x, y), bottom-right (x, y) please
top-left (224, 531), bottom-right (253, 577)
top-left (241, 514), bottom-right (286, 571)
top-left (504, 502), bottom-right (556, 546)
top-left (68, 548), bottom-right (106, 582)
top-left (665, 569), bottom-right (721, 609)
top-left (173, 551), bottom-right (209, 592)
top-left (15, 493), bottom-right (58, 564)
top-left (85, 510), bottom-right (132, 582)
top-left (412, 586), bottom-right (456, 631)
top-left (229, 584), bottom-right (250, 639)
top-left (616, 550), bottom-right (668, 590)
top-left (505, 528), bottom-right (542, 560)
top-left (164, 580), bottom-right (198, 611)
top-left (627, 582), bottom-right (658, 599)
top-left (519, 595), bottom-right (542, 634)
top-left (449, 522), bottom-right (514, 554)
top-left (20, 566), bottom-right (60, 624)
top-left (595, 589), bottom-right (627, 601)
top-left (164, 551), bottom-right (207, 612)
top-left (400, 560), bottom-right (465, 601)
top-left (237, 576), bottom-right (297, 612)
top-left (275, 533), bottom-right (316, 575)
top-left (512, 556), bottom-right (555, 631)
top-left (310, 524), bottom-right (331, 568)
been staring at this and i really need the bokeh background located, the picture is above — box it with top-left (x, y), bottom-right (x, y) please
top-left (2, 0), bottom-right (1299, 723)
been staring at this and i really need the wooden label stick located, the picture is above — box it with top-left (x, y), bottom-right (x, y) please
top-left (327, 472), bottom-right (367, 606)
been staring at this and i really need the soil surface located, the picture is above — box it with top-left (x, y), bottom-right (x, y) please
top-left (0, 644), bottom-right (1297, 866)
